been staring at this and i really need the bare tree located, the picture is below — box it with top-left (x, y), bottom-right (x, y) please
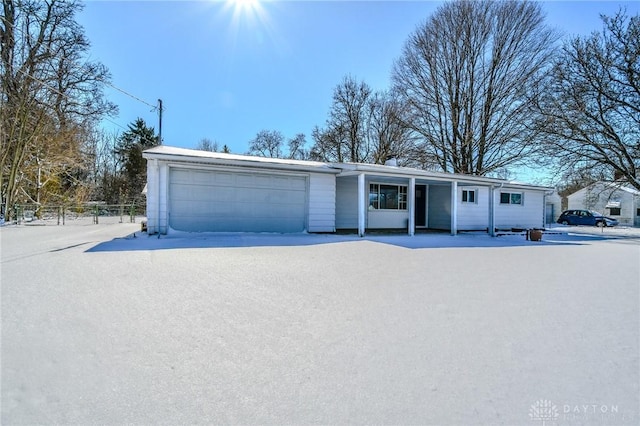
top-left (392, 0), bottom-right (557, 175)
top-left (247, 130), bottom-right (284, 158)
top-left (311, 75), bottom-right (372, 163)
top-left (196, 138), bottom-right (219, 152)
top-left (366, 91), bottom-right (415, 166)
top-left (309, 125), bottom-right (343, 162)
top-left (0, 0), bottom-right (115, 218)
top-left (85, 128), bottom-right (122, 203)
top-left (536, 10), bottom-right (640, 190)
top-left (287, 133), bottom-right (308, 160)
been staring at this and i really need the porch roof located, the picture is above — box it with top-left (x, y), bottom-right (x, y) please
top-left (332, 162), bottom-right (553, 191)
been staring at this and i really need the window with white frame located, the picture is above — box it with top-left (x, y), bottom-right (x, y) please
top-left (500, 192), bottom-right (522, 205)
top-left (369, 183), bottom-right (407, 210)
top-left (606, 201), bottom-right (621, 216)
top-left (461, 189), bottom-right (476, 203)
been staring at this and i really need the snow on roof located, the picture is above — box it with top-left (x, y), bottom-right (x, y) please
top-left (143, 145), bottom-right (338, 173)
top-left (332, 162), bottom-right (552, 190)
top-left (570, 181), bottom-right (640, 197)
top-left (143, 145), bottom-right (551, 190)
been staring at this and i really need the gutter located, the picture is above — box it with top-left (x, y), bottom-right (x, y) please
top-left (143, 152), bottom-right (341, 175)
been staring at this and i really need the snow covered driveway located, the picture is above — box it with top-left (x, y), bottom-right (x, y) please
top-left (2, 224), bottom-right (639, 424)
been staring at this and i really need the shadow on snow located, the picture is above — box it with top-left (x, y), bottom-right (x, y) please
top-left (84, 230), bottom-right (634, 253)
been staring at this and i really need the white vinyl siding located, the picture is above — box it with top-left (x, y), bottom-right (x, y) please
top-left (458, 186), bottom-right (489, 231)
top-left (145, 160), bottom-right (169, 234)
top-left (308, 173), bottom-right (336, 232)
top-left (495, 189), bottom-right (544, 229)
top-left (367, 210), bottom-right (409, 228)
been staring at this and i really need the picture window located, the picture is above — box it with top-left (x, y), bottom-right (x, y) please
top-left (369, 184), bottom-right (407, 210)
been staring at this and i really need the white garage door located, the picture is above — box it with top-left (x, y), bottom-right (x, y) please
top-left (169, 168), bottom-right (307, 232)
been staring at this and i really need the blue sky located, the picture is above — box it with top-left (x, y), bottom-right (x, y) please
top-left (79, 0), bottom-right (639, 177)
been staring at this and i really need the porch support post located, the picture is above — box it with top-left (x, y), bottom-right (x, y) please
top-left (450, 181), bottom-right (458, 236)
top-left (408, 177), bottom-right (415, 236)
top-left (357, 173), bottom-right (366, 237)
top-left (489, 185), bottom-right (496, 237)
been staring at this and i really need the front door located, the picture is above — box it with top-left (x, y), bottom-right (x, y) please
top-left (415, 185), bottom-right (427, 227)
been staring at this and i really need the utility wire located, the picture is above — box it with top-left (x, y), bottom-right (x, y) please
top-left (1, 13), bottom-right (158, 112)
top-left (105, 81), bottom-right (158, 111)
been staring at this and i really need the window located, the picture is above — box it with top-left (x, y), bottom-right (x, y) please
top-left (609, 207), bottom-right (621, 216)
top-left (637, 208), bottom-right (640, 217)
top-left (369, 184), bottom-right (407, 210)
top-left (500, 192), bottom-right (522, 205)
top-left (462, 189), bottom-right (476, 203)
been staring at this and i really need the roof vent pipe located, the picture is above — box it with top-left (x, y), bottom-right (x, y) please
top-left (384, 156), bottom-right (398, 167)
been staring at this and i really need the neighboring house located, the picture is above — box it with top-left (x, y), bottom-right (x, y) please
top-left (142, 146), bottom-right (553, 236)
top-left (567, 182), bottom-right (640, 227)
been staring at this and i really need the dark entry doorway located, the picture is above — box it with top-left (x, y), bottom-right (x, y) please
top-left (415, 185), bottom-right (427, 227)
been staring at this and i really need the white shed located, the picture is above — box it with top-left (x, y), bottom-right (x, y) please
top-left (567, 182), bottom-right (640, 227)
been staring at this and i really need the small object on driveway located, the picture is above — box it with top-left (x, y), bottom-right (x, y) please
top-left (528, 229), bottom-right (543, 241)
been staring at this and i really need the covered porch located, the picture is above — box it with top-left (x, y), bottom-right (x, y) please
top-left (334, 164), bottom-right (502, 237)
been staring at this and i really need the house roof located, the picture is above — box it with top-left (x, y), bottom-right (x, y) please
top-left (143, 146), bottom-right (340, 174)
top-left (568, 181), bottom-right (640, 198)
top-left (143, 145), bottom-right (552, 191)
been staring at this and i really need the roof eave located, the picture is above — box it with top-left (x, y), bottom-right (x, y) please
top-left (143, 150), bottom-right (340, 174)
top-left (332, 163), bottom-right (552, 190)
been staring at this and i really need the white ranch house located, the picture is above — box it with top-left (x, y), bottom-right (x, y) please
top-left (567, 182), bottom-right (640, 227)
top-left (143, 146), bottom-right (552, 236)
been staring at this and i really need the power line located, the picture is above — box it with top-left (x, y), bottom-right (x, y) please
top-left (1, 13), bottom-right (157, 112)
top-left (104, 81), bottom-right (158, 110)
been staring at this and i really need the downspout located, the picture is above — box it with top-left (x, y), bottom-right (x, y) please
top-left (489, 182), bottom-right (504, 236)
top-left (357, 173), bottom-right (366, 237)
top-left (450, 181), bottom-right (458, 236)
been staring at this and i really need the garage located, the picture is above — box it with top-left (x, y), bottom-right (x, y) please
top-left (168, 168), bottom-right (308, 232)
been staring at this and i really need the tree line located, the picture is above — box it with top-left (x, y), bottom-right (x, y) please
top-left (2, 0), bottom-right (638, 221)
top-left (239, 1), bottom-right (638, 192)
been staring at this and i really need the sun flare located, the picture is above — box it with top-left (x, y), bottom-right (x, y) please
top-left (228, 0), bottom-right (260, 14)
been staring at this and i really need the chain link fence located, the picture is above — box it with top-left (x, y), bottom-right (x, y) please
top-left (0, 203), bottom-right (146, 226)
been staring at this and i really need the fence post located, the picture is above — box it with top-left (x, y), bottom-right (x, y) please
top-left (130, 203), bottom-right (135, 223)
top-left (62, 206), bottom-right (65, 225)
top-left (93, 205), bottom-right (99, 224)
top-left (119, 204), bottom-right (124, 223)
top-left (57, 206), bottom-right (61, 225)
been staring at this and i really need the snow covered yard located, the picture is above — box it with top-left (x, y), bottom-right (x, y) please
top-left (1, 224), bottom-right (638, 425)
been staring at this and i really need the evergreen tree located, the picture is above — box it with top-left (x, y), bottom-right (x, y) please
top-left (115, 118), bottom-right (158, 203)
